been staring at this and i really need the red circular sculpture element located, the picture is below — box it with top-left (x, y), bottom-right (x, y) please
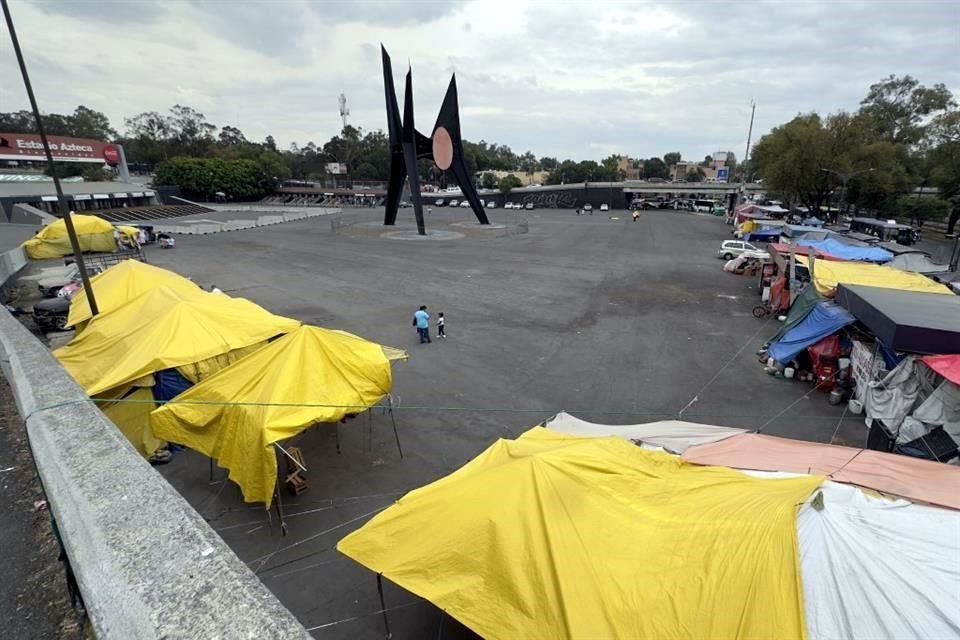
top-left (432, 126), bottom-right (454, 170)
top-left (102, 144), bottom-right (120, 166)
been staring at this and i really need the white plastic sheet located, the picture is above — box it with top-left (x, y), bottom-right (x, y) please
top-left (798, 482), bottom-right (960, 640)
top-left (545, 412), bottom-right (745, 454)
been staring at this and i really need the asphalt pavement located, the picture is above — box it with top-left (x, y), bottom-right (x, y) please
top-left (143, 207), bottom-right (857, 638)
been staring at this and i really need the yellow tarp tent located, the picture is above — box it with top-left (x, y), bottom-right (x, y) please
top-left (67, 260), bottom-right (201, 328)
top-left (100, 386), bottom-right (165, 458)
top-left (55, 285), bottom-right (298, 396)
top-left (150, 325), bottom-right (406, 506)
top-left (338, 427), bottom-right (822, 640)
top-left (22, 214), bottom-right (117, 259)
top-left (798, 255), bottom-right (952, 296)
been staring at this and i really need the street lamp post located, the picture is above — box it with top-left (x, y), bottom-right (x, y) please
top-left (820, 167), bottom-right (875, 221)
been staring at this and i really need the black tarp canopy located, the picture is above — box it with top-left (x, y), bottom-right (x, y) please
top-left (836, 284), bottom-right (960, 355)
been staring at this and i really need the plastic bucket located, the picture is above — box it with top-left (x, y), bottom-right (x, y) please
top-left (848, 399), bottom-right (863, 415)
top-left (784, 367), bottom-right (795, 379)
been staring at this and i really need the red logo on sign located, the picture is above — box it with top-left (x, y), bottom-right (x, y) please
top-left (102, 144), bottom-right (119, 166)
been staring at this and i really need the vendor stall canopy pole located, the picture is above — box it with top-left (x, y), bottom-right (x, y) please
top-left (2, 0), bottom-right (98, 317)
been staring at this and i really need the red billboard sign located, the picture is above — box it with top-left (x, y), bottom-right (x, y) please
top-left (0, 133), bottom-right (120, 166)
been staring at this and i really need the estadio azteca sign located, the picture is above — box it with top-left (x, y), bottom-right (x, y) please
top-left (0, 133), bottom-right (120, 165)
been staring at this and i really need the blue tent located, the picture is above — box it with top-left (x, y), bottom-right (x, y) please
top-left (768, 301), bottom-right (855, 364)
top-left (796, 238), bottom-right (893, 262)
top-left (746, 228), bottom-right (782, 242)
top-left (802, 216), bottom-right (824, 227)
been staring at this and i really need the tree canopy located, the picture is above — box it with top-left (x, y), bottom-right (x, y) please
top-left (752, 75), bottom-right (958, 218)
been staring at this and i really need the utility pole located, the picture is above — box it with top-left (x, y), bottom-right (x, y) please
top-left (734, 101), bottom-right (756, 218)
top-left (2, 0), bottom-right (98, 317)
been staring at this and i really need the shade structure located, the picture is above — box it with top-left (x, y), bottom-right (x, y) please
top-left (767, 301), bottom-right (854, 365)
top-left (795, 237), bottom-right (892, 262)
top-left (22, 214), bottom-right (117, 259)
top-left (339, 427), bottom-right (821, 640)
top-left (67, 260), bottom-right (201, 327)
top-left (150, 325), bottom-right (406, 506)
top-left (836, 284), bottom-right (960, 355)
top-left (99, 386), bottom-right (165, 457)
top-left (54, 285), bottom-right (298, 396)
top-left (797, 255), bottom-right (952, 296)
top-left (796, 481), bottom-right (960, 640)
top-left (923, 354), bottom-right (960, 384)
top-left (544, 411), bottom-right (745, 453)
top-left (683, 432), bottom-right (960, 510)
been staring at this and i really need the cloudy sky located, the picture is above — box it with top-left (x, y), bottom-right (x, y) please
top-left (1, 0), bottom-right (958, 161)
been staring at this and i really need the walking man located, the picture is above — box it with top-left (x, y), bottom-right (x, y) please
top-left (413, 305), bottom-right (431, 344)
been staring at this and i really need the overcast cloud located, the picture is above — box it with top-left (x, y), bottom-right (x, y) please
top-left (2, 0), bottom-right (958, 161)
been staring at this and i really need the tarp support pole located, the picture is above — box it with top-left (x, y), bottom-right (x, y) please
top-left (274, 442), bottom-right (307, 473)
top-left (387, 395), bottom-right (403, 459)
top-left (335, 423), bottom-right (341, 454)
top-left (209, 457), bottom-right (214, 483)
top-left (274, 475), bottom-right (288, 536)
top-left (437, 611), bottom-right (445, 639)
top-left (377, 573), bottom-right (392, 639)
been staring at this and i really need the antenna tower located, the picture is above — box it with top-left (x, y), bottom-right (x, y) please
top-left (338, 93), bottom-right (350, 129)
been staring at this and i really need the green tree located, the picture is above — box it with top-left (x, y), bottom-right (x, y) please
top-left (218, 125), bottom-right (249, 146)
top-left (663, 152), bottom-right (681, 168)
top-left (685, 167), bottom-right (706, 182)
top-left (498, 174), bottom-right (523, 193)
top-left (643, 157), bottom-right (669, 179)
top-left (539, 156), bottom-right (558, 170)
top-left (481, 172), bottom-right (498, 189)
top-left (897, 195), bottom-right (949, 228)
top-left (859, 75), bottom-right (956, 146)
top-left (154, 157), bottom-right (270, 200)
top-left (68, 106), bottom-right (117, 139)
top-left (752, 113), bottom-right (851, 214)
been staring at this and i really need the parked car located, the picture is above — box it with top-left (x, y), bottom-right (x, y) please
top-left (717, 240), bottom-right (759, 260)
top-left (435, 199), bottom-right (445, 207)
top-left (459, 200), bottom-right (470, 208)
top-left (32, 296), bottom-right (70, 331)
top-left (38, 265), bottom-right (80, 298)
top-left (449, 199), bottom-right (459, 207)
top-left (487, 201), bottom-right (497, 208)
top-left (600, 203), bottom-right (610, 212)
top-left (525, 202), bottom-right (534, 210)
top-left (399, 201), bottom-right (412, 208)
top-left (582, 204), bottom-right (593, 214)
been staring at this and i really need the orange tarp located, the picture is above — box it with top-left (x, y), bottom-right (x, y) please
top-left (682, 433), bottom-right (960, 510)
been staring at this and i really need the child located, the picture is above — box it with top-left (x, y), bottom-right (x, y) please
top-left (437, 312), bottom-right (446, 339)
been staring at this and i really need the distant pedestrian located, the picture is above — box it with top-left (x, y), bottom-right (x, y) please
top-left (413, 305), bottom-right (431, 344)
top-left (437, 312), bottom-right (446, 339)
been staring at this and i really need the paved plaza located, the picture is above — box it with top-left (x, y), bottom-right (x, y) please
top-left (142, 207), bottom-right (856, 637)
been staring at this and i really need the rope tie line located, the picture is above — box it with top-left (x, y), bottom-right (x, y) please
top-left (77, 395), bottom-right (863, 422)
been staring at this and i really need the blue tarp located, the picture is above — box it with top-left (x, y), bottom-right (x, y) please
top-left (796, 238), bottom-right (893, 262)
top-left (802, 216), bottom-right (824, 227)
top-left (746, 229), bottom-right (782, 242)
top-left (768, 301), bottom-right (855, 364)
top-left (152, 369), bottom-right (193, 403)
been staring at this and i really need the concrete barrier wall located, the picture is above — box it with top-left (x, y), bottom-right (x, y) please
top-left (0, 245), bottom-right (26, 285)
top-left (10, 203), bottom-right (56, 225)
top-left (151, 208), bottom-right (339, 235)
top-left (0, 312), bottom-right (310, 639)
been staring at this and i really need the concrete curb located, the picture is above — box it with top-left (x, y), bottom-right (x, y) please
top-left (151, 207), bottom-right (340, 235)
top-left (0, 312), bottom-right (310, 639)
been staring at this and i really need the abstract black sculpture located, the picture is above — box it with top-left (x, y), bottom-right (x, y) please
top-left (382, 45), bottom-right (489, 235)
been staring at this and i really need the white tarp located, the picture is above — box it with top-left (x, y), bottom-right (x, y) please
top-left (911, 379), bottom-right (960, 441)
top-left (797, 481), bottom-right (960, 640)
top-left (545, 412), bottom-right (745, 454)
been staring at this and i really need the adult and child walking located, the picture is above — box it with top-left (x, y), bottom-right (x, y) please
top-left (412, 305), bottom-right (446, 344)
